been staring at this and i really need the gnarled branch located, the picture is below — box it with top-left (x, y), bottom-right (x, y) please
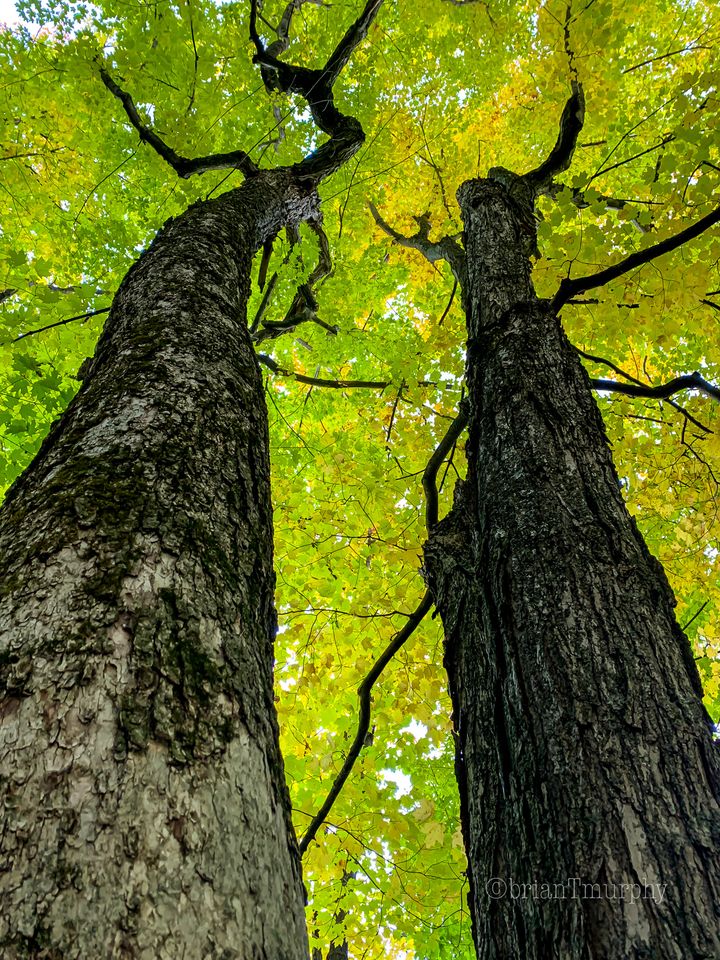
top-left (253, 220), bottom-right (336, 344)
top-left (368, 201), bottom-right (466, 285)
top-left (250, 0), bottom-right (383, 181)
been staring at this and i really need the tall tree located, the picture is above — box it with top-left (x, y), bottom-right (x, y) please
top-left (421, 85), bottom-right (720, 958)
top-left (2, 0), bottom-right (720, 957)
top-left (0, 1), bottom-right (381, 955)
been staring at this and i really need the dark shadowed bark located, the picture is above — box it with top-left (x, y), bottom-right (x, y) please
top-left (0, 171), bottom-right (317, 959)
top-left (424, 179), bottom-right (720, 959)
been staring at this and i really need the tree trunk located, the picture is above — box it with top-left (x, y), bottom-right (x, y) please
top-left (0, 171), bottom-right (316, 959)
top-left (424, 179), bottom-right (720, 960)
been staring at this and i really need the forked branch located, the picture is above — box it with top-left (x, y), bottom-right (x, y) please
top-left (368, 201), bottom-right (466, 285)
top-left (250, 0), bottom-right (383, 180)
top-left (101, 0), bottom-right (381, 184)
top-left (264, 0), bottom-right (329, 60)
top-left (578, 347), bottom-right (714, 432)
top-left (253, 220), bottom-right (337, 343)
top-left (590, 370), bottom-right (720, 403)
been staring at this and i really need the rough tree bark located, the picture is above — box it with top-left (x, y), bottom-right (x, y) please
top-left (424, 178), bottom-right (720, 959)
top-left (0, 171), bottom-right (317, 959)
top-left (0, 0), bottom-right (382, 947)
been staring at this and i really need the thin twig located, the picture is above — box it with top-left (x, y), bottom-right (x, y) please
top-left (185, 0), bottom-right (200, 114)
top-left (438, 278), bottom-right (457, 326)
top-left (257, 352), bottom-right (389, 389)
top-left (385, 380), bottom-right (406, 443)
top-left (4, 307), bottom-right (110, 344)
top-left (682, 600), bottom-right (709, 632)
top-left (623, 36), bottom-right (713, 74)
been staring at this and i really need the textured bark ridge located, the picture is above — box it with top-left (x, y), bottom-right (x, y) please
top-left (0, 172), bottom-right (316, 959)
top-left (425, 180), bottom-right (720, 959)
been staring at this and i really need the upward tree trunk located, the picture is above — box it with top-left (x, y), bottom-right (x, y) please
top-left (425, 180), bottom-right (720, 960)
top-left (0, 171), bottom-right (315, 959)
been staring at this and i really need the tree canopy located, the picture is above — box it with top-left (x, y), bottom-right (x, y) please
top-left (1, 0), bottom-right (719, 955)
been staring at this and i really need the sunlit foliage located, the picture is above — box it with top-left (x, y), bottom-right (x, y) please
top-left (1, 0), bottom-right (719, 954)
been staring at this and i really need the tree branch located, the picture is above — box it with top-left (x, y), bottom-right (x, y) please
top-left (324, 0), bottom-right (383, 86)
top-left (525, 80), bottom-right (585, 191)
top-left (3, 307), bottom-right (110, 345)
top-left (577, 347), bottom-right (645, 386)
top-left (590, 371), bottom-right (720, 403)
top-left (423, 404), bottom-right (470, 530)
top-left (2, 147), bottom-right (67, 162)
top-left (623, 35), bottom-right (713, 74)
top-left (578, 347), bottom-right (714, 432)
top-left (252, 0), bottom-right (321, 74)
top-left (586, 134), bottom-right (674, 187)
top-left (250, 0), bottom-right (383, 181)
top-left (368, 201), bottom-right (466, 285)
top-left (544, 182), bottom-right (657, 231)
top-left (99, 67), bottom-right (259, 179)
top-left (438, 278), bottom-right (458, 326)
top-left (250, 272), bottom-right (279, 333)
top-left (297, 588), bottom-right (433, 856)
top-left (257, 352), bottom-right (390, 389)
top-left (553, 201), bottom-right (720, 309)
top-left (296, 401), bottom-right (469, 854)
top-left (484, 80), bottom-right (585, 245)
top-left (253, 220), bottom-right (336, 344)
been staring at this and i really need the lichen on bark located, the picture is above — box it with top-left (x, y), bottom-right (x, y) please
top-left (0, 171), bottom-right (316, 959)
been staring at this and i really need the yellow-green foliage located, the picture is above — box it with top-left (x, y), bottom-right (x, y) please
top-left (1, 0), bottom-right (719, 955)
